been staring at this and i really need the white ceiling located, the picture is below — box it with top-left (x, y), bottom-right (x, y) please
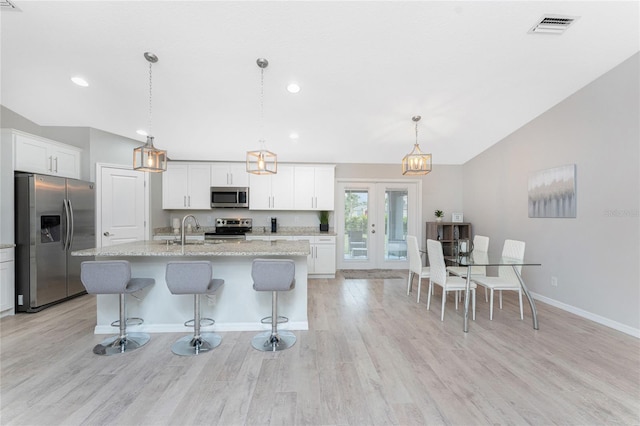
top-left (1, 1), bottom-right (638, 165)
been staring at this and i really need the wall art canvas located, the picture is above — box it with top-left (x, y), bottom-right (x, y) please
top-left (528, 164), bottom-right (576, 218)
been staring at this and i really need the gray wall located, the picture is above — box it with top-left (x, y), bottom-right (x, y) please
top-left (463, 53), bottom-right (639, 332)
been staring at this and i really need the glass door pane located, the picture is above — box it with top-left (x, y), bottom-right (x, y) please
top-left (384, 190), bottom-right (408, 260)
top-left (343, 189), bottom-right (369, 261)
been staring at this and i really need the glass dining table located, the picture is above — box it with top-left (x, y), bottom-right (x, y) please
top-left (448, 251), bottom-right (542, 332)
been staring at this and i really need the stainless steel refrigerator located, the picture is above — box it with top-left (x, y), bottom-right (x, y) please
top-left (14, 173), bottom-right (95, 312)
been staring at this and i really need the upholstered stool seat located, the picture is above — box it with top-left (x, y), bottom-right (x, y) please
top-left (251, 259), bottom-right (296, 352)
top-left (165, 261), bottom-right (224, 356)
top-left (80, 260), bottom-right (155, 356)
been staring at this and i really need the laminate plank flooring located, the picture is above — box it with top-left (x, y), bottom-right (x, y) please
top-left (1, 272), bottom-right (639, 425)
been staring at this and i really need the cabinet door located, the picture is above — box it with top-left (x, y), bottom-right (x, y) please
top-left (270, 166), bottom-right (294, 210)
top-left (248, 174), bottom-right (272, 210)
top-left (314, 166), bottom-right (335, 210)
top-left (228, 163), bottom-right (249, 187)
top-left (293, 167), bottom-right (315, 210)
top-left (51, 145), bottom-right (80, 179)
top-left (186, 164), bottom-right (211, 209)
top-left (162, 163), bottom-right (189, 209)
top-left (14, 134), bottom-right (51, 175)
top-left (314, 243), bottom-right (336, 274)
top-left (0, 249), bottom-right (15, 314)
top-left (210, 164), bottom-right (231, 186)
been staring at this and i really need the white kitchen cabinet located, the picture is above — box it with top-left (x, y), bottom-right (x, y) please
top-left (12, 130), bottom-right (81, 179)
top-left (293, 235), bottom-right (336, 277)
top-left (249, 165), bottom-right (294, 210)
top-left (293, 165), bottom-right (335, 210)
top-left (211, 163), bottom-right (249, 187)
top-left (0, 247), bottom-right (15, 317)
top-left (162, 162), bottom-right (211, 209)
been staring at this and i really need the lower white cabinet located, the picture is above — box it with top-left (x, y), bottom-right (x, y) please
top-left (245, 234), bottom-right (336, 277)
top-left (0, 248), bottom-right (15, 317)
top-left (293, 235), bottom-right (336, 277)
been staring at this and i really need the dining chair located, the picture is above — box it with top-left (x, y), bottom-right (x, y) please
top-left (426, 239), bottom-right (476, 321)
top-left (447, 235), bottom-right (490, 301)
top-left (406, 235), bottom-right (430, 303)
top-left (472, 239), bottom-right (525, 320)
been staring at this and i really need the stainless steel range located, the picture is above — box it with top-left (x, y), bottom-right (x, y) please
top-left (205, 218), bottom-right (252, 241)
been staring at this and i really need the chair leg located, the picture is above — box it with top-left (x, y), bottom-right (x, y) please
top-left (416, 276), bottom-right (422, 303)
top-left (455, 290), bottom-right (459, 310)
top-left (406, 272), bottom-right (413, 296)
top-left (472, 288), bottom-right (476, 321)
top-left (499, 290), bottom-right (503, 310)
top-left (93, 293), bottom-right (150, 356)
top-left (518, 288), bottom-right (523, 320)
top-left (484, 287), bottom-right (488, 303)
top-left (490, 289), bottom-right (494, 320)
top-left (441, 288), bottom-right (446, 321)
top-left (426, 281), bottom-right (433, 310)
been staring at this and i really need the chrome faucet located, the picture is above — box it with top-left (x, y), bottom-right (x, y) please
top-left (181, 214), bottom-right (201, 246)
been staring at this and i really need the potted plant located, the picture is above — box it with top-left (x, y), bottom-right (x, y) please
top-left (319, 210), bottom-right (330, 232)
top-left (434, 210), bottom-right (444, 222)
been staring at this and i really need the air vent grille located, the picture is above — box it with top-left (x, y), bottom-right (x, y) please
top-left (0, 0), bottom-right (20, 11)
top-left (529, 15), bottom-right (579, 35)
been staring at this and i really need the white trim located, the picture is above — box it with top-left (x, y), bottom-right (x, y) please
top-left (94, 321), bottom-right (309, 334)
top-left (531, 292), bottom-right (640, 338)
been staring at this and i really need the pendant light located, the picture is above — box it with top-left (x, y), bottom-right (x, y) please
top-left (246, 58), bottom-right (277, 175)
top-left (402, 115), bottom-right (432, 175)
top-left (133, 52), bottom-right (167, 172)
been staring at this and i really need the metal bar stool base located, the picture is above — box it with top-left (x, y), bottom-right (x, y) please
top-left (92, 332), bottom-right (150, 356)
top-left (171, 333), bottom-right (222, 356)
top-left (251, 330), bottom-right (296, 352)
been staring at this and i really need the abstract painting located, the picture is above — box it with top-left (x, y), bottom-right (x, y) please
top-left (528, 164), bottom-right (576, 218)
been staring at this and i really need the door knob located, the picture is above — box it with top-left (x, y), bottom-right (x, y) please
top-left (103, 232), bottom-right (111, 237)
top-left (372, 230), bottom-right (376, 234)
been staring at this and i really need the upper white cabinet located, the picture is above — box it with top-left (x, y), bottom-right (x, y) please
top-left (293, 165), bottom-right (335, 210)
top-left (12, 130), bottom-right (81, 179)
top-left (162, 162), bottom-right (211, 209)
top-left (249, 165), bottom-right (295, 210)
top-left (211, 163), bottom-right (249, 187)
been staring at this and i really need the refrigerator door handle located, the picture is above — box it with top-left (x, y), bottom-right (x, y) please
top-left (68, 199), bottom-right (75, 249)
top-left (63, 199), bottom-right (71, 251)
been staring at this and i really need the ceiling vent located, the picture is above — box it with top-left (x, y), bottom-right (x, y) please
top-left (0, 0), bottom-right (20, 11)
top-left (529, 15), bottom-right (579, 35)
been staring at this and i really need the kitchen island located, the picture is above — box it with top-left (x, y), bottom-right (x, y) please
top-left (72, 239), bottom-right (310, 334)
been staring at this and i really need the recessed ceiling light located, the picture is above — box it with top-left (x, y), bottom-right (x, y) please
top-left (71, 76), bottom-right (89, 87)
top-left (286, 83), bottom-right (300, 94)
top-left (289, 132), bottom-right (299, 140)
top-left (136, 129), bottom-right (148, 136)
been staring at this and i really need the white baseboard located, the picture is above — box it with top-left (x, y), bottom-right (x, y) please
top-left (531, 292), bottom-right (639, 338)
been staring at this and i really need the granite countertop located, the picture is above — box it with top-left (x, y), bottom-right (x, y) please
top-left (71, 239), bottom-right (310, 257)
top-left (0, 244), bottom-right (15, 250)
top-left (153, 226), bottom-right (336, 238)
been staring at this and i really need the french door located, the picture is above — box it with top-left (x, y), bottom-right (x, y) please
top-left (336, 180), bottom-right (420, 270)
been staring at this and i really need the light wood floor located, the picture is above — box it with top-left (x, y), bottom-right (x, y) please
top-left (1, 273), bottom-right (639, 425)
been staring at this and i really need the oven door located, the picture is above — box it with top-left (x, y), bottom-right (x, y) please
top-left (211, 187), bottom-right (249, 208)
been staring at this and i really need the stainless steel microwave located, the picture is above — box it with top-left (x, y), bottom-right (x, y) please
top-left (211, 187), bottom-right (249, 208)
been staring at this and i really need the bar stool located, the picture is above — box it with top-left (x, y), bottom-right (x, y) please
top-left (165, 261), bottom-right (224, 356)
top-left (80, 260), bottom-right (155, 356)
top-left (251, 258), bottom-right (296, 352)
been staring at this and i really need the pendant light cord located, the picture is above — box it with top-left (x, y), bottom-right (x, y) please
top-left (260, 65), bottom-right (265, 146)
top-left (148, 61), bottom-right (153, 137)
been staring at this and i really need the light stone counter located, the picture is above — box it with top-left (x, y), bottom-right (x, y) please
top-left (72, 239), bottom-right (310, 257)
top-left (72, 240), bottom-right (310, 335)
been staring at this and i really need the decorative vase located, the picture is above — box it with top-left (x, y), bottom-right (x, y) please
top-left (319, 224), bottom-right (329, 232)
top-left (435, 217), bottom-right (442, 222)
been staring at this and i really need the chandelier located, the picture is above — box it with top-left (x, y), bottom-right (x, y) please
top-left (402, 115), bottom-right (432, 175)
top-left (246, 58), bottom-right (277, 175)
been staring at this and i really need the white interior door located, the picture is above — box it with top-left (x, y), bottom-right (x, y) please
top-left (97, 164), bottom-right (147, 247)
top-left (337, 180), bottom-right (420, 270)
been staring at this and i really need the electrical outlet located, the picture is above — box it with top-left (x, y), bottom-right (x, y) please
top-left (551, 276), bottom-right (558, 287)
